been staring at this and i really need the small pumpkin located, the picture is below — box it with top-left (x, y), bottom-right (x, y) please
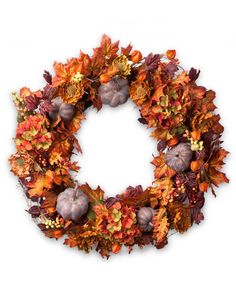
top-left (49, 97), bottom-right (75, 121)
top-left (165, 142), bottom-right (192, 172)
top-left (98, 77), bottom-right (129, 107)
top-left (56, 186), bottom-right (89, 221)
top-left (137, 207), bottom-right (155, 231)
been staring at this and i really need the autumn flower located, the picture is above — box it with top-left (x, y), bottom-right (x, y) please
top-left (9, 152), bottom-right (34, 178)
top-left (94, 202), bottom-right (141, 245)
top-left (130, 81), bottom-right (150, 105)
top-left (15, 114), bottom-right (52, 151)
top-left (112, 54), bottom-right (131, 76)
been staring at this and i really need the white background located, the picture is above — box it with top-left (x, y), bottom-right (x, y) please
top-left (0, 0), bottom-right (235, 294)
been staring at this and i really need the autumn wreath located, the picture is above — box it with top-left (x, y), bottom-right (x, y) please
top-left (9, 35), bottom-right (229, 258)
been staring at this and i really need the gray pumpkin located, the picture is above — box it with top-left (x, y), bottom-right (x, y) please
top-left (165, 142), bottom-right (192, 172)
top-left (49, 97), bottom-right (75, 121)
top-left (137, 207), bottom-right (155, 231)
top-left (98, 77), bottom-right (129, 107)
top-left (56, 186), bottom-right (88, 221)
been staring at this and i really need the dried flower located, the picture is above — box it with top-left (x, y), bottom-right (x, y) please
top-left (9, 152), bottom-right (34, 177)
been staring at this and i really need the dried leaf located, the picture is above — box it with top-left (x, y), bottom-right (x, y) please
top-left (151, 153), bottom-right (176, 178)
top-left (27, 170), bottom-right (54, 197)
top-left (152, 208), bottom-right (169, 245)
top-left (79, 183), bottom-right (104, 204)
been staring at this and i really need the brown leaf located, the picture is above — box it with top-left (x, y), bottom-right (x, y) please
top-left (79, 183), bottom-right (104, 204)
top-left (152, 208), bottom-right (169, 245)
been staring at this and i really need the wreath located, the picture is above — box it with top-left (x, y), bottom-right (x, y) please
top-left (9, 35), bottom-right (229, 258)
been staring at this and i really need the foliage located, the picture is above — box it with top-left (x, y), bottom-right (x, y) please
top-left (9, 35), bottom-right (229, 258)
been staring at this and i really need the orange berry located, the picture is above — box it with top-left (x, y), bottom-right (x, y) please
top-left (199, 182), bottom-right (209, 192)
top-left (190, 161), bottom-right (201, 172)
top-left (112, 243), bottom-right (121, 254)
top-left (131, 50), bottom-right (142, 63)
top-left (167, 136), bottom-right (179, 147)
top-left (100, 74), bottom-right (111, 84)
top-left (191, 130), bottom-right (201, 141)
top-left (166, 49), bottom-right (176, 60)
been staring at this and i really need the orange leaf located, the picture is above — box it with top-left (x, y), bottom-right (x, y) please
top-left (151, 153), bottom-right (176, 178)
top-left (208, 169), bottom-right (229, 187)
top-left (46, 229), bottom-right (63, 239)
top-left (52, 62), bottom-right (69, 87)
top-left (172, 71), bottom-right (190, 86)
top-left (27, 170), bottom-right (54, 197)
top-left (207, 148), bottom-right (229, 187)
top-left (210, 148), bottom-right (229, 170)
top-left (152, 208), bottom-right (169, 244)
top-left (93, 34), bottom-right (119, 60)
top-left (68, 111), bottom-right (85, 133)
top-left (79, 183), bottom-right (104, 204)
top-left (64, 238), bottom-right (78, 248)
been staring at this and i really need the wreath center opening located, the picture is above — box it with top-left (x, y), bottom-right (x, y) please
top-left (75, 102), bottom-right (157, 197)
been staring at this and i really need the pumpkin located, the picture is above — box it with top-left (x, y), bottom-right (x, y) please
top-left (49, 97), bottom-right (75, 121)
top-left (98, 77), bottom-right (129, 107)
top-left (165, 142), bottom-right (192, 172)
top-left (59, 103), bottom-right (75, 121)
top-left (56, 186), bottom-right (89, 221)
top-left (137, 207), bottom-right (155, 231)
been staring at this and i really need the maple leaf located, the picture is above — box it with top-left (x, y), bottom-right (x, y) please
top-left (151, 153), bottom-right (176, 179)
top-left (189, 67), bottom-right (200, 81)
top-left (64, 238), bottom-right (78, 248)
top-left (150, 177), bottom-right (174, 206)
top-left (27, 170), bottom-right (54, 197)
top-left (207, 148), bottom-right (229, 187)
top-left (93, 34), bottom-right (119, 60)
top-left (72, 136), bottom-right (82, 154)
top-left (52, 62), bottom-right (69, 87)
top-left (43, 70), bottom-right (52, 84)
top-left (41, 191), bottom-right (57, 213)
top-left (152, 207), bottom-right (169, 245)
top-left (151, 127), bottom-right (173, 141)
top-left (121, 43), bottom-right (133, 57)
top-left (168, 203), bottom-right (191, 234)
top-left (172, 71), bottom-right (190, 86)
top-left (44, 229), bottom-right (64, 239)
top-left (145, 53), bottom-right (160, 71)
top-left (209, 148), bottom-right (229, 170)
top-left (68, 111), bottom-right (85, 133)
top-left (208, 169), bottom-right (229, 187)
top-left (119, 187), bottom-right (154, 208)
top-left (79, 183), bottom-right (105, 204)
